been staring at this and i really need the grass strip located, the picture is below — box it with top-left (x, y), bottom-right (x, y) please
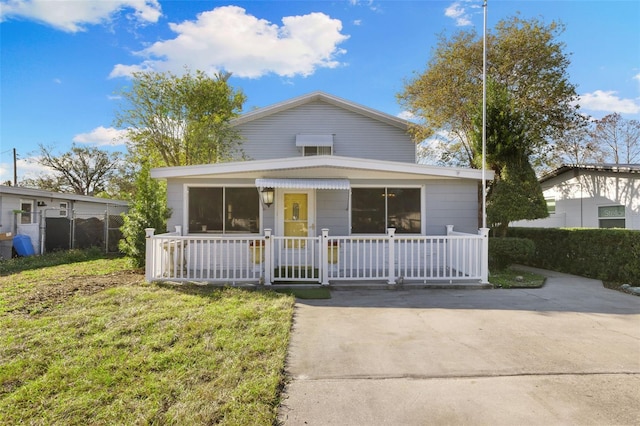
top-left (489, 267), bottom-right (546, 289)
top-left (274, 287), bottom-right (331, 299)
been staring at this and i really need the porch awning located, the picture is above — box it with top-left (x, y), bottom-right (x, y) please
top-left (255, 178), bottom-right (350, 190)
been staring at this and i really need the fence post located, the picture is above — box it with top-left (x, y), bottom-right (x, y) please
top-left (446, 225), bottom-right (454, 235)
top-left (145, 228), bottom-right (155, 282)
top-left (175, 225), bottom-right (182, 235)
top-left (264, 229), bottom-right (272, 285)
top-left (479, 227), bottom-right (489, 284)
top-left (387, 228), bottom-right (396, 285)
top-left (104, 211), bottom-right (109, 254)
top-left (321, 228), bottom-right (330, 286)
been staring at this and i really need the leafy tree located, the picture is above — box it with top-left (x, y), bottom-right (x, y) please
top-left (549, 123), bottom-right (603, 168)
top-left (549, 113), bottom-right (640, 168)
top-left (25, 144), bottom-right (123, 196)
top-left (592, 113), bottom-right (640, 164)
top-left (119, 161), bottom-right (171, 267)
top-left (399, 15), bottom-right (583, 167)
top-left (115, 69), bottom-right (247, 167)
top-left (472, 80), bottom-right (548, 236)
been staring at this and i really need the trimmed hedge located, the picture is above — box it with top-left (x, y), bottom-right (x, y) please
top-left (488, 237), bottom-right (535, 271)
top-left (507, 227), bottom-right (640, 283)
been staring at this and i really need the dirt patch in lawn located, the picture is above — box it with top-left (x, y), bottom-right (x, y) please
top-left (9, 269), bottom-right (145, 315)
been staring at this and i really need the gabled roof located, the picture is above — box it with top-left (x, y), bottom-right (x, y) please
top-left (0, 185), bottom-right (129, 206)
top-left (540, 163), bottom-right (640, 183)
top-left (151, 155), bottom-right (493, 182)
top-left (231, 91), bottom-right (409, 130)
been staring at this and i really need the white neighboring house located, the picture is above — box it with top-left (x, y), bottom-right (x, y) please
top-left (511, 164), bottom-right (640, 230)
top-left (0, 185), bottom-right (129, 255)
top-left (147, 92), bottom-right (495, 285)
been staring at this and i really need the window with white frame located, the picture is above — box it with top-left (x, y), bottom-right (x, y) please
top-left (296, 134), bottom-right (333, 157)
top-left (351, 187), bottom-right (421, 234)
top-left (598, 205), bottom-right (625, 228)
top-left (20, 200), bottom-right (34, 224)
top-left (302, 146), bottom-right (333, 156)
top-left (545, 197), bottom-right (556, 214)
top-left (59, 202), bottom-right (68, 217)
top-left (188, 187), bottom-right (259, 234)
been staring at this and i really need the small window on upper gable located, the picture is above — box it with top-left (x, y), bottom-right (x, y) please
top-left (296, 134), bottom-right (333, 156)
top-left (303, 146), bottom-right (333, 156)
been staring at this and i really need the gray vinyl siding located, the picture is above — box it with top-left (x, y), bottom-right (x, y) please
top-left (166, 180), bottom-right (184, 231)
top-left (237, 100), bottom-right (415, 163)
top-left (424, 180), bottom-right (479, 235)
top-left (316, 190), bottom-right (349, 235)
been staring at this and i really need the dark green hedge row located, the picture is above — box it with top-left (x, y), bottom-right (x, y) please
top-left (488, 237), bottom-right (535, 271)
top-left (507, 227), bottom-right (640, 283)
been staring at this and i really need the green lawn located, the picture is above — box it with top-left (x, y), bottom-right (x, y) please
top-left (0, 252), bottom-right (295, 425)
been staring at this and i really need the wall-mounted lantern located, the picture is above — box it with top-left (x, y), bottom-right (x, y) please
top-left (260, 187), bottom-right (275, 207)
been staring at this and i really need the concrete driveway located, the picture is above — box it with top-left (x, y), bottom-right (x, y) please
top-left (278, 269), bottom-right (640, 425)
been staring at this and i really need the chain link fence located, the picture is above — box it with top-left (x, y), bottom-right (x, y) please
top-left (71, 209), bottom-right (127, 253)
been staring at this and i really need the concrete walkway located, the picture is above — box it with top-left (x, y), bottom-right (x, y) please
top-left (278, 268), bottom-right (640, 425)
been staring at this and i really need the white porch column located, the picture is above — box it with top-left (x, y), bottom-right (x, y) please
top-left (144, 228), bottom-right (155, 282)
top-left (321, 228), bottom-right (330, 286)
top-left (479, 227), bottom-right (490, 284)
top-left (387, 228), bottom-right (396, 285)
top-left (264, 229), bottom-right (272, 285)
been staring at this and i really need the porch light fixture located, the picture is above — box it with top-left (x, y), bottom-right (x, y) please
top-left (260, 187), bottom-right (275, 207)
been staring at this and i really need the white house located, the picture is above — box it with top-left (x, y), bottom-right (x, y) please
top-left (511, 164), bottom-right (640, 230)
top-left (0, 185), bottom-right (129, 256)
top-left (146, 92), bottom-right (494, 285)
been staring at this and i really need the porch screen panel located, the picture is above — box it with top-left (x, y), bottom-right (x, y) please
top-left (225, 188), bottom-right (259, 233)
top-left (189, 187), bottom-right (259, 234)
top-left (189, 187), bottom-right (223, 233)
top-left (352, 187), bottom-right (421, 234)
top-left (352, 188), bottom-right (385, 234)
top-left (388, 188), bottom-right (421, 233)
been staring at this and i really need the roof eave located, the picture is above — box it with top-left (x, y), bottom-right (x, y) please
top-left (151, 156), bottom-right (493, 181)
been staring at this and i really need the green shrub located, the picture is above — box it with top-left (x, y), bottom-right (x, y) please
top-left (488, 237), bottom-right (535, 271)
top-left (507, 227), bottom-right (640, 283)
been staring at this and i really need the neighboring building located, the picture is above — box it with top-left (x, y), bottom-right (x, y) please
top-left (147, 92), bottom-right (494, 284)
top-left (511, 164), bottom-right (640, 230)
top-left (0, 185), bottom-right (129, 255)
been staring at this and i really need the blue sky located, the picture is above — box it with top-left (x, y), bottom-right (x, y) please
top-left (1, 0), bottom-right (639, 182)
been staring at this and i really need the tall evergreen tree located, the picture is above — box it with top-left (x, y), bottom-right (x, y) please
top-left (119, 161), bottom-right (171, 267)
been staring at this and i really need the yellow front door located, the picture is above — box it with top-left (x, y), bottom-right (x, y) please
top-left (284, 193), bottom-right (308, 248)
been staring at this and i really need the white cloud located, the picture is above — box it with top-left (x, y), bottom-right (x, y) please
top-left (397, 110), bottom-right (416, 121)
top-left (73, 126), bottom-right (129, 147)
top-left (579, 90), bottom-right (640, 114)
top-left (0, 156), bottom-right (52, 183)
top-left (444, 2), bottom-right (472, 27)
top-left (0, 0), bottom-right (161, 33)
top-left (110, 6), bottom-right (349, 79)
top-left (353, 19), bottom-right (362, 26)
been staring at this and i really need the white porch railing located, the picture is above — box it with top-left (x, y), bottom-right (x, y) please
top-left (145, 226), bottom-right (489, 285)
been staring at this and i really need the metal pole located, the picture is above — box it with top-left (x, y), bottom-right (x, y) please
top-left (13, 148), bottom-right (17, 186)
top-left (482, 0), bottom-right (488, 229)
